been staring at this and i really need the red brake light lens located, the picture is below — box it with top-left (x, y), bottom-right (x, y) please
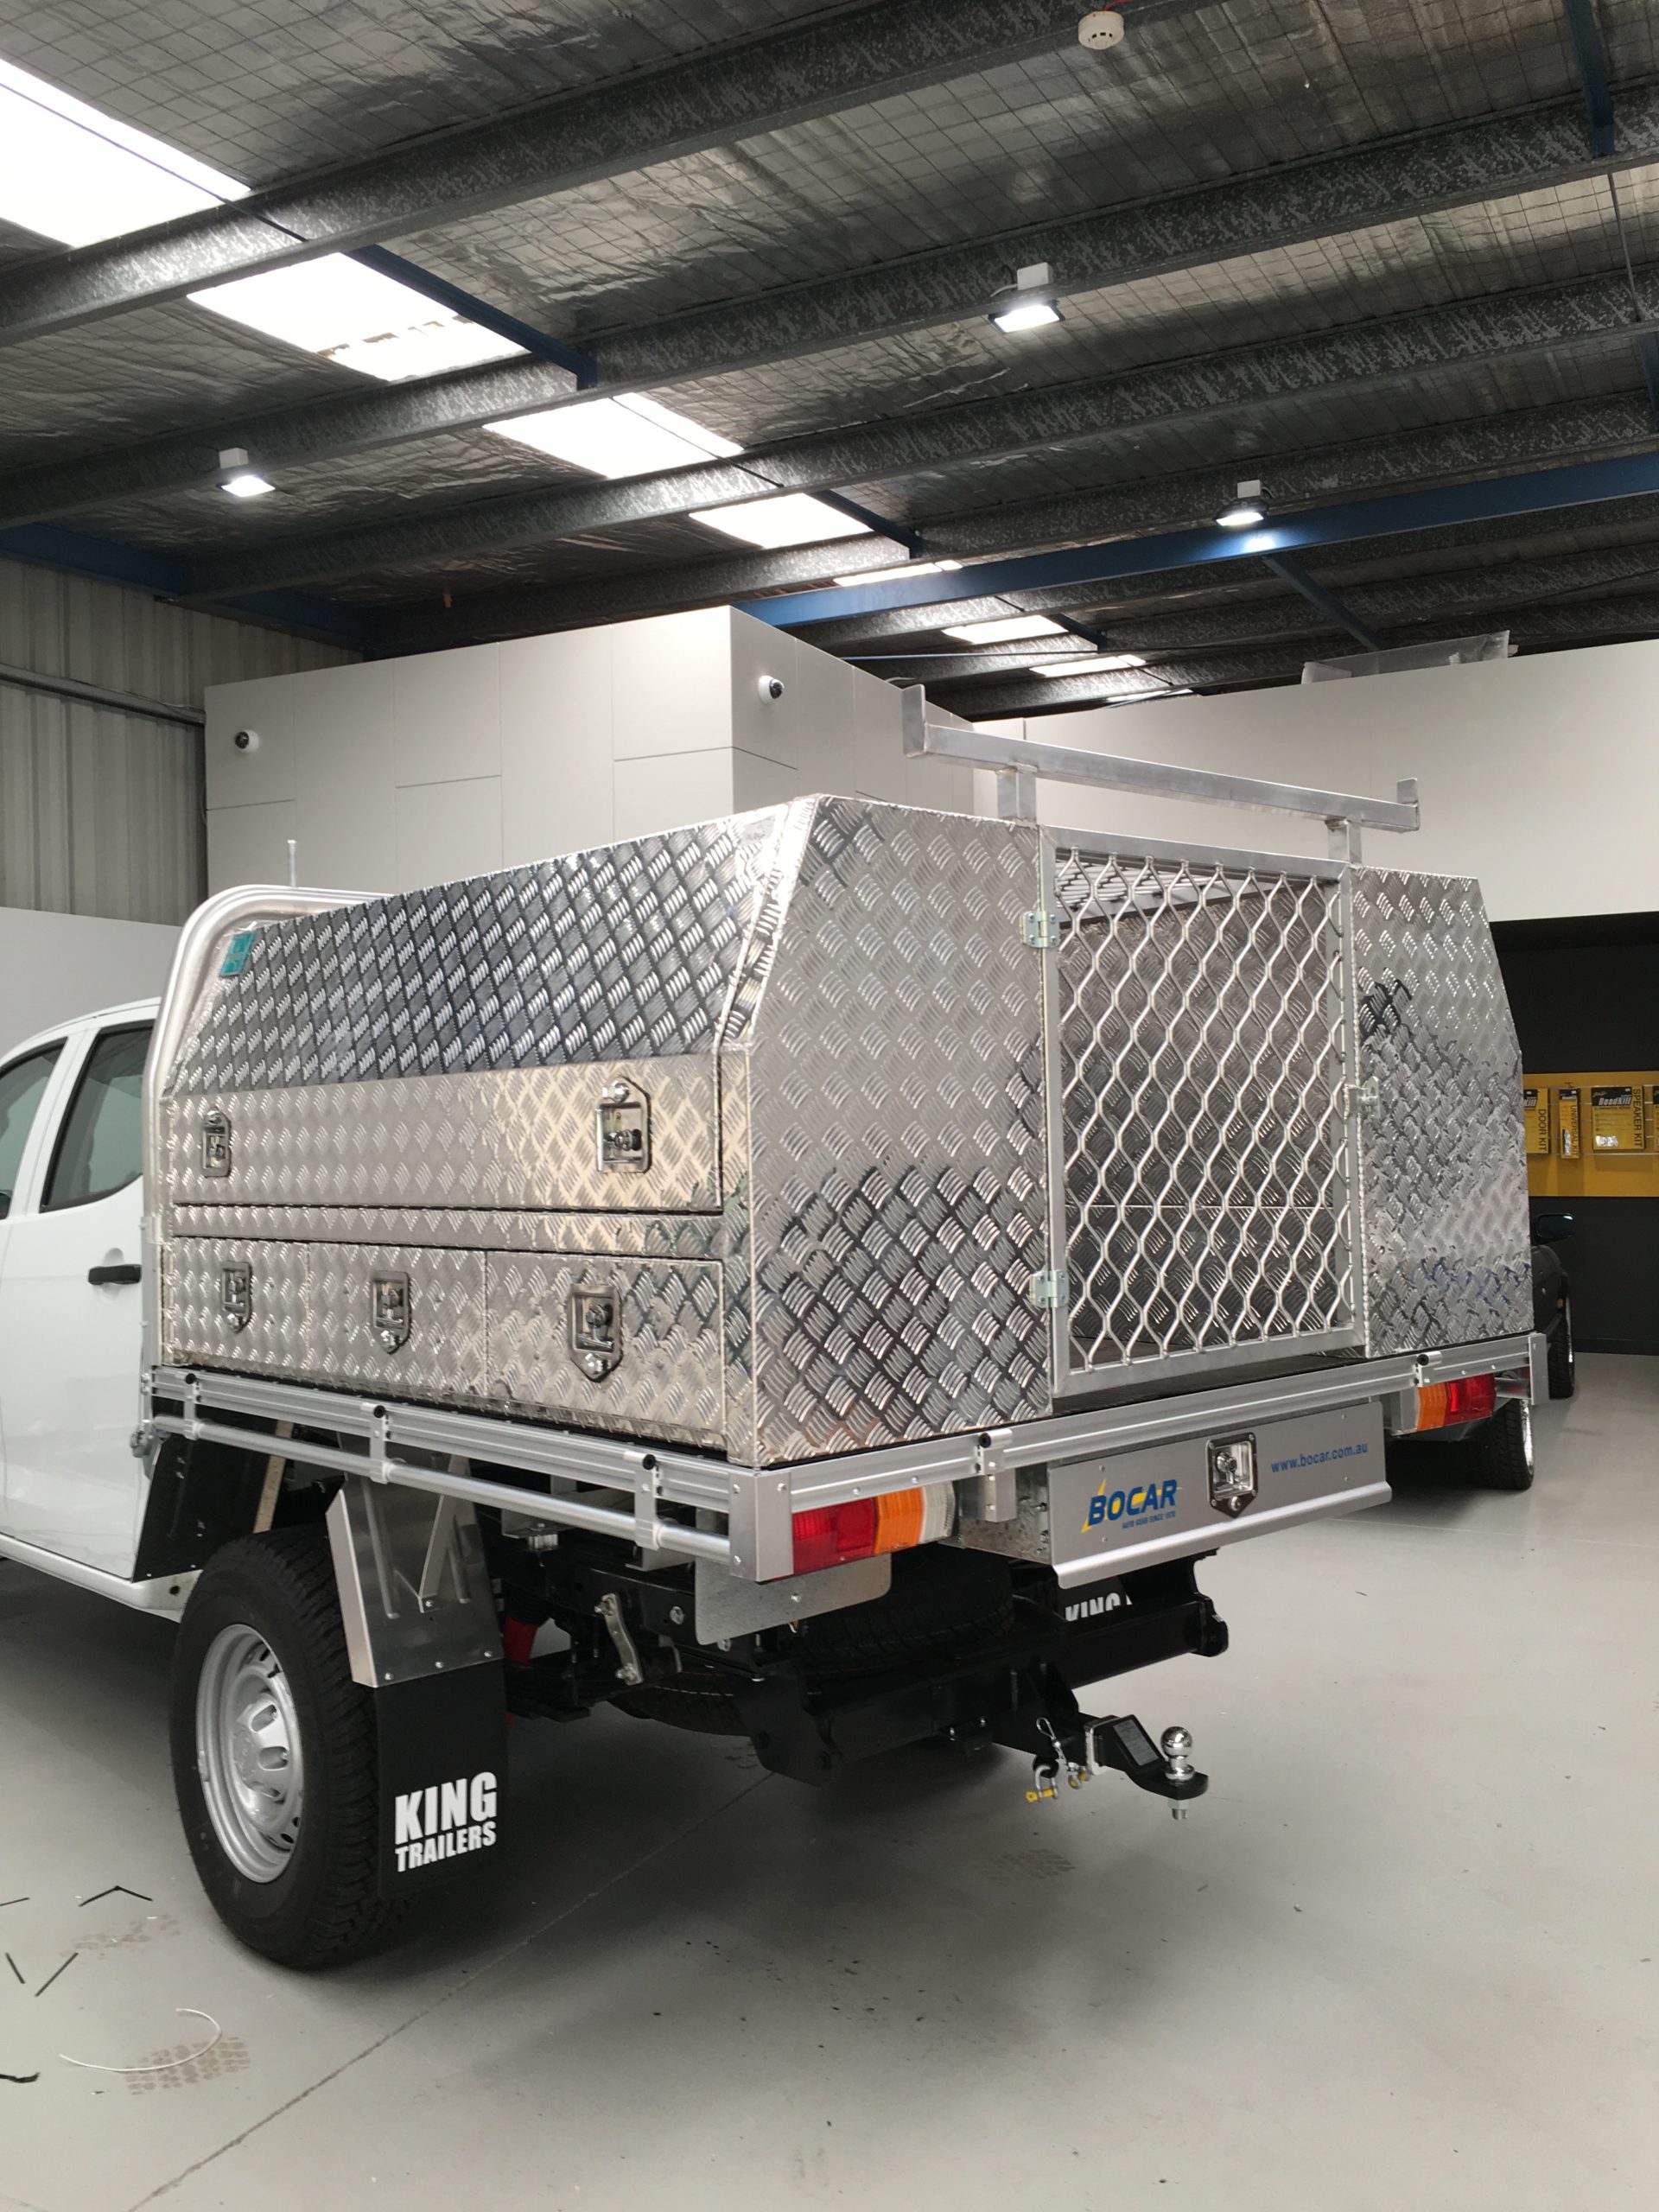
top-left (789, 1483), bottom-right (956, 1576)
top-left (791, 1499), bottom-right (878, 1574)
top-left (1413, 1373), bottom-right (1497, 1430)
top-left (1444, 1373), bottom-right (1497, 1421)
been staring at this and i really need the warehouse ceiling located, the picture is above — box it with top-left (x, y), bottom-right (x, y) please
top-left (3, 0), bottom-right (1659, 713)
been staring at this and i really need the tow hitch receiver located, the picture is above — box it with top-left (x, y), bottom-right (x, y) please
top-left (1027, 1714), bottom-right (1207, 1818)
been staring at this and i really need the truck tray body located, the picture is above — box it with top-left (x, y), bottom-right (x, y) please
top-left (155, 798), bottom-right (1531, 1469)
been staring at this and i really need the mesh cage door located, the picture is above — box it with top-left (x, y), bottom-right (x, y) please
top-left (1042, 840), bottom-right (1361, 1391)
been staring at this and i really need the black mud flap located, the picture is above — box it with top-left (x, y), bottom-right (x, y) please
top-left (372, 1661), bottom-right (508, 1899)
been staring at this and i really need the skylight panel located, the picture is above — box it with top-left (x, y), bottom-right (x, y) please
top-left (690, 495), bottom-right (871, 548)
top-left (1030, 652), bottom-right (1147, 676)
top-left (0, 57), bottom-right (244, 244)
top-left (944, 615), bottom-right (1066, 644)
top-left (489, 393), bottom-right (742, 475)
top-left (191, 256), bottom-right (524, 382)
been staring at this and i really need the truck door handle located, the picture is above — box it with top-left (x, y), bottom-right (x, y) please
top-left (87, 1262), bottom-right (142, 1286)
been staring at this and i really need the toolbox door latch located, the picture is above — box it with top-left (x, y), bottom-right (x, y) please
top-left (596, 1080), bottom-right (651, 1173)
top-left (200, 1108), bottom-right (232, 1178)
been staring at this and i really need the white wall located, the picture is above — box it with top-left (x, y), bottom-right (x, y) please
top-left (0, 906), bottom-right (178, 1054)
top-left (983, 637), bottom-right (1659, 921)
top-left (205, 607), bottom-right (969, 893)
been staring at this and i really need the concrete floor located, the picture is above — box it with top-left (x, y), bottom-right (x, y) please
top-left (1, 1355), bottom-right (1654, 2212)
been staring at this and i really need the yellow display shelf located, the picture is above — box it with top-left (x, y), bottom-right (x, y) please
top-left (1523, 1071), bottom-right (1659, 1198)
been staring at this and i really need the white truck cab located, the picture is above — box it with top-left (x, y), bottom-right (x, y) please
top-left (0, 999), bottom-right (156, 1577)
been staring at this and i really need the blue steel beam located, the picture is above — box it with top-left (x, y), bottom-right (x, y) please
top-left (1638, 332), bottom-right (1659, 415)
top-left (1560, 0), bottom-right (1617, 156)
top-left (734, 449), bottom-right (1659, 630)
top-left (1558, 6), bottom-right (1654, 417)
top-left (348, 247), bottom-right (599, 387)
top-left (808, 487), bottom-right (922, 553)
top-left (1260, 552), bottom-right (1383, 651)
top-left (0, 522), bottom-right (377, 647)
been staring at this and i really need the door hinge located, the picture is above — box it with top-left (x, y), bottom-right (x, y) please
top-left (1027, 1268), bottom-right (1068, 1310)
top-left (1350, 1073), bottom-right (1382, 1121)
top-left (1020, 910), bottom-right (1060, 949)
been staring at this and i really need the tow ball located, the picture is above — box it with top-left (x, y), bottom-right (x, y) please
top-left (1027, 1715), bottom-right (1207, 1819)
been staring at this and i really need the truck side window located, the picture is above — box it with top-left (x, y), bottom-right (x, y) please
top-left (43, 1024), bottom-right (152, 1211)
top-left (0, 1044), bottom-right (64, 1218)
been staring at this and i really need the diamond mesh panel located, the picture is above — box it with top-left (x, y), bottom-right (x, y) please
top-left (1052, 849), bottom-right (1354, 1376)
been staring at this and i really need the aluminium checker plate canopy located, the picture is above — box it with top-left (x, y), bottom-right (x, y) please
top-left (152, 792), bottom-right (1531, 1470)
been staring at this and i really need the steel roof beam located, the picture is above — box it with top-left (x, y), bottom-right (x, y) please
top-left (950, 593), bottom-right (1659, 715)
top-left (941, 543), bottom-right (1659, 669)
top-left (0, 355), bottom-right (588, 528)
top-left (847, 542), bottom-right (1659, 675)
top-left (162, 264), bottom-right (1659, 597)
top-left (1259, 553), bottom-right (1382, 651)
top-left (1561, 0), bottom-right (1618, 156)
top-left (814, 497), bottom-right (1659, 653)
top-left (590, 81), bottom-right (1659, 390)
top-left (779, 392), bottom-right (1657, 647)
top-left (0, 0), bottom-right (1136, 347)
top-left (370, 533), bottom-right (918, 650)
top-left (346, 246), bottom-right (596, 383)
top-left (10, 79), bottom-right (1659, 518)
top-left (740, 437), bottom-right (1659, 632)
top-left (361, 392), bottom-right (1659, 652)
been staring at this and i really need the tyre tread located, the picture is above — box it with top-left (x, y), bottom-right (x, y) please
top-left (1469, 1398), bottom-right (1535, 1491)
top-left (1547, 1300), bottom-right (1576, 1400)
top-left (172, 1529), bottom-right (402, 1967)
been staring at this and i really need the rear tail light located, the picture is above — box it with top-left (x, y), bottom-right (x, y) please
top-left (1411, 1373), bottom-right (1497, 1431)
top-left (791, 1481), bottom-right (955, 1575)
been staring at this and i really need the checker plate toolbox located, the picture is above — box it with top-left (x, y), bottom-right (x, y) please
top-left (145, 717), bottom-right (1533, 1586)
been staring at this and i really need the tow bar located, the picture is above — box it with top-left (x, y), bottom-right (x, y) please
top-left (1027, 1715), bottom-right (1207, 1818)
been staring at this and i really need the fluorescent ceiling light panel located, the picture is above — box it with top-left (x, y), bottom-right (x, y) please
top-left (1030, 652), bottom-right (1147, 676)
top-left (220, 471), bottom-right (275, 499)
top-left (192, 256), bottom-right (523, 382)
top-left (691, 494), bottom-right (871, 548)
top-left (0, 56), bottom-right (245, 244)
top-left (944, 615), bottom-right (1066, 644)
top-left (489, 392), bottom-right (741, 475)
top-left (990, 299), bottom-right (1063, 333)
top-left (0, 58), bottom-right (522, 382)
top-left (835, 558), bottom-right (963, 587)
top-left (0, 60), bottom-right (890, 530)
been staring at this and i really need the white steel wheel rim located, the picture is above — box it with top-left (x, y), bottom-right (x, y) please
top-left (196, 1624), bottom-right (305, 1884)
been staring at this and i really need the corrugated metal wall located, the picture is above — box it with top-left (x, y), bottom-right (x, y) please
top-left (0, 558), bottom-right (354, 925)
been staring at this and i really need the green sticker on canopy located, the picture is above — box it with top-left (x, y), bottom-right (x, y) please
top-left (219, 929), bottom-right (257, 976)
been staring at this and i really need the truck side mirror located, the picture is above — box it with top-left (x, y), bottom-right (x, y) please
top-left (1532, 1212), bottom-right (1574, 1245)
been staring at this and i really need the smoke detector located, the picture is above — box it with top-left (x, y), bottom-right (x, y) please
top-left (1078, 9), bottom-right (1126, 49)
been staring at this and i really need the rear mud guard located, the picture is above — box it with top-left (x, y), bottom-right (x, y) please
top-left (327, 1480), bottom-right (506, 1899)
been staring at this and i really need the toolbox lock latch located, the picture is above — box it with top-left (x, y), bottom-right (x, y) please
top-left (596, 1080), bottom-right (651, 1174)
top-left (219, 1262), bottom-right (252, 1332)
top-left (200, 1107), bottom-right (232, 1179)
top-left (371, 1271), bottom-right (411, 1353)
top-left (1207, 1431), bottom-right (1257, 1516)
top-left (569, 1287), bottom-right (623, 1380)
